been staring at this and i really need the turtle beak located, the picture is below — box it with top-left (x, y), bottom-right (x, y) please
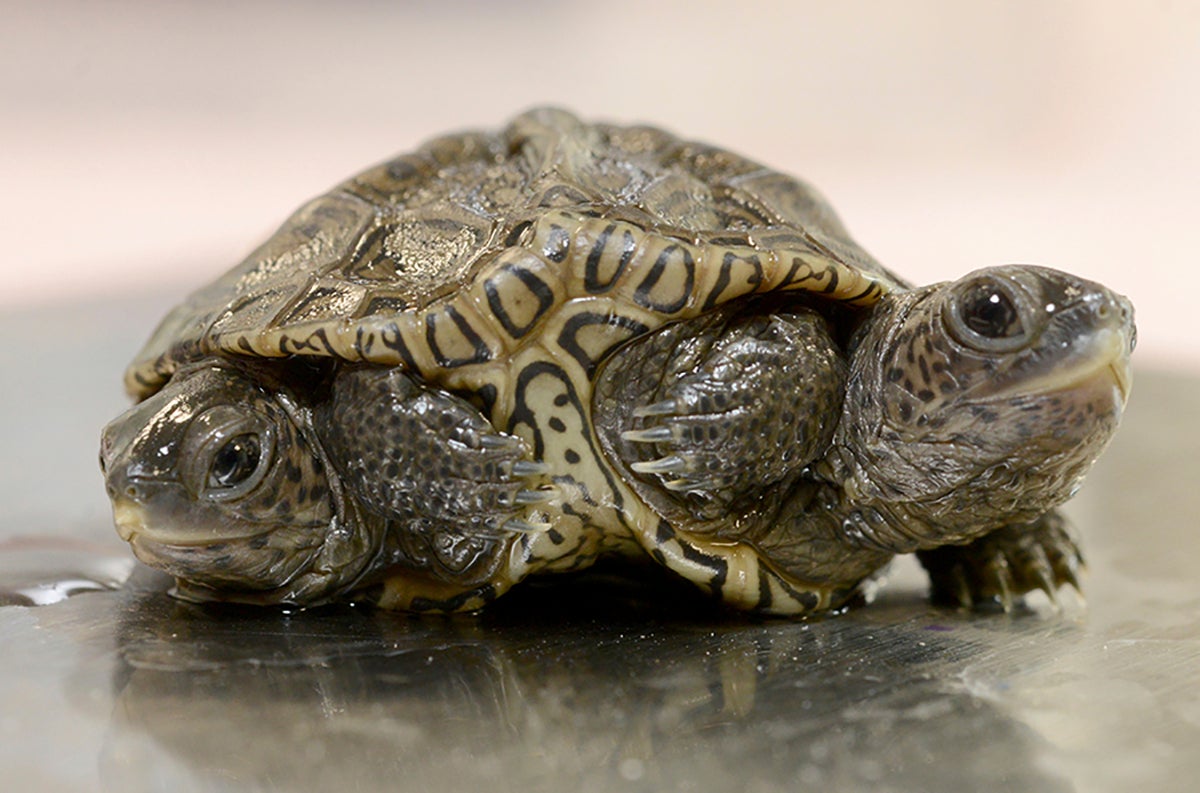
top-left (110, 497), bottom-right (147, 542)
top-left (1108, 356), bottom-right (1132, 405)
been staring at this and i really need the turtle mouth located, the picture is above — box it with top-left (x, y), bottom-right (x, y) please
top-left (112, 498), bottom-right (146, 543)
top-left (120, 511), bottom-right (320, 592)
top-left (988, 325), bottom-right (1133, 405)
top-left (111, 497), bottom-right (273, 548)
top-left (1107, 357), bottom-right (1132, 404)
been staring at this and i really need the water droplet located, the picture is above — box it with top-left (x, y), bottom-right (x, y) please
top-left (0, 537), bottom-right (133, 607)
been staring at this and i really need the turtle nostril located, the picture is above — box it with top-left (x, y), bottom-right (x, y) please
top-left (1096, 302), bottom-right (1112, 320)
top-left (117, 480), bottom-right (147, 502)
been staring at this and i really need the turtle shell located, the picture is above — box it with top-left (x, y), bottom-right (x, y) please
top-left (126, 107), bottom-right (901, 401)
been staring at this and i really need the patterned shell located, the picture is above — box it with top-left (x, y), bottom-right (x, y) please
top-left (126, 108), bottom-right (901, 401)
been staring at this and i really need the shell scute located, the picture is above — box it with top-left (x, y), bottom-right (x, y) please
top-left (126, 109), bottom-right (900, 399)
top-left (475, 249), bottom-right (563, 344)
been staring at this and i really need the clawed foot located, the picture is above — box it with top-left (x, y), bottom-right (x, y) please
top-left (918, 513), bottom-right (1084, 612)
top-left (621, 395), bottom-right (741, 495)
top-left (330, 367), bottom-right (556, 540)
top-left (611, 311), bottom-right (844, 518)
top-left (452, 428), bottom-right (557, 535)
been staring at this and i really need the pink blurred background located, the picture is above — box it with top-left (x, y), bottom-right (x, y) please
top-left (4, 1), bottom-right (1197, 369)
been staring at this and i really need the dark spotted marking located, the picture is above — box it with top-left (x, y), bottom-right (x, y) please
top-left (361, 294), bottom-right (411, 315)
top-left (425, 306), bottom-right (492, 367)
top-left (847, 281), bottom-right (884, 303)
top-left (756, 569), bottom-right (774, 611)
top-left (702, 250), bottom-right (763, 310)
top-left (503, 219), bottom-right (534, 247)
top-left (556, 312), bottom-right (651, 378)
top-left (674, 535), bottom-right (728, 594)
top-left (819, 262), bottom-right (840, 294)
top-left (634, 244), bottom-right (695, 313)
top-left (354, 326), bottom-right (373, 357)
top-left (345, 223), bottom-right (402, 279)
top-left (509, 361), bottom-right (626, 510)
top-left (779, 256), bottom-right (809, 288)
top-left (761, 572), bottom-right (822, 613)
top-left (476, 383), bottom-right (498, 419)
top-left (280, 328), bottom-right (339, 357)
top-left (584, 224), bottom-right (637, 293)
top-left (483, 264), bottom-right (555, 339)
top-left (409, 582), bottom-right (498, 613)
top-left (379, 323), bottom-right (419, 369)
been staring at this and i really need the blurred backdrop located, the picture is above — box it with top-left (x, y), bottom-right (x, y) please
top-left (3, 0), bottom-right (1197, 369)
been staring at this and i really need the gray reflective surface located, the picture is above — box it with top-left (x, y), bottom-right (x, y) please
top-left (1, 296), bottom-right (1198, 793)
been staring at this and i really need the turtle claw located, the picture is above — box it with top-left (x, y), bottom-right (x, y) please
top-left (621, 426), bottom-right (675, 444)
top-left (663, 476), bottom-right (728, 493)
top-left (1031, 564), bottom-right (1060, 607)
top-left (510, 460), bottom-right (551, 477)
top-left (515, 486), bottom-right (557, 504)
top-left (1025, 544), bottom-right (1061, 607)
top-left (1066, 567), bottom-right (1083, 594)
top-left (499, 486), bottom-right (558, 508)
top-left (919, 512), bottom-right (1085, 614)
top-left (994, 562), bottom-right (1015, 613)
top-left (633, 399), bottom-right (679, 419)
top-left (949, 565), bottom-right (974, 609)
top-left (631, 455), bottom-right (690, 475)
top-left (1051, 547), bottom-right (1089, 597)
top-left (501, 517), bottom-right (552, 534)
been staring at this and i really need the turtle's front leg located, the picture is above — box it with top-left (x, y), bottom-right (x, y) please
top-left (917, 510), bottom-right (1084, 611)
top-left (324, 367), bottom-right (551, 610)
top-left (596, 307), bottom-right (845, 520)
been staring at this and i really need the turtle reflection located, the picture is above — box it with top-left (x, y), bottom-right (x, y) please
top-left (103, 570), bottom-right (1071, 793)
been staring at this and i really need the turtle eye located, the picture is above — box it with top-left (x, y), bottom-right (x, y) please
top-left (961, 284), bottom-right (1022, 339)
top-left (208, 434), bottom-right (262, 490)
top-left (181, 407), bottom-right (276, 500)
top-left (947, 277), bottom-right (1033, 352)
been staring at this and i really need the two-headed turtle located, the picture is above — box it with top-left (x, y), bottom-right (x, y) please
top-left (101, 108), bottom-right (1134, 614)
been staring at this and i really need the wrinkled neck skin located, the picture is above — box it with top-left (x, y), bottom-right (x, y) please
top-left (798, 282), bottom-right (1126, 561)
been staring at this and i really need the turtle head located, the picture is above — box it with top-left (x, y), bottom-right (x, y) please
top-left (831, 265), bottom-right (1135, 550)
top-left (100, 360), bottom-right (374, 605)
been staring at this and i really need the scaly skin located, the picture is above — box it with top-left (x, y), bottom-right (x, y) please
top-left (595, 266), bottom-right (1132, 612)
top-left (98, 110), bottom-right (1136, 615)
